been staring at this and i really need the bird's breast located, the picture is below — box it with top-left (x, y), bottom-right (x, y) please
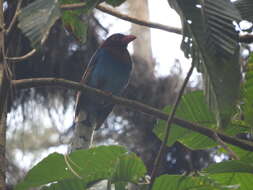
top-left (88, 49), bottom-right (132, 95)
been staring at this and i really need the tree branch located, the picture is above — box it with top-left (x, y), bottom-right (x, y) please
top-left (96, 5), bottom-right (182, 35)
top-left (150, 64), bottom-right (194, 187)
top-left (60, 3), bottom-right (181, 34)
top-left (6, 49), bottom-right (36, 62)
top-left (60, 3), bottom-right (253, 43)
top-left (12, 78), bottom-right (253, 152)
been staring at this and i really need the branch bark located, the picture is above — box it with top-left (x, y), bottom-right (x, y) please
top-left (12, 78), bottom-right (253, 153)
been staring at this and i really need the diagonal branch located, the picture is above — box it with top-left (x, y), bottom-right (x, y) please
top-left (95, 5), bottom-right (182, 35)
top-left (60, 3), bottom-right (253, 43)
top-left (12, 78), bottom-right (253, 152)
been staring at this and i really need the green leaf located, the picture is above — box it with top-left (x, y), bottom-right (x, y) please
top-left (112, 153), bottom-right (147, 183)
top-left (168, 0), bottom-right (241, 128)
top-left (218, 145), bottom-right (253, 162)
top-left (205, 146), bottom-right (253, 190)
top-left (18, 0), bottom-right (61, 48)
top-left (106, 0), bottom-right (126, 7)
top-left (41, 179), bottom-right (86, 190)
top-left (59, 0), bottom-right (101, 43)
top-left (152, 175), bottom-right (236, 190)
top-left (153, 91), bottom-right (218, 149)
top-left (209, 173), bottom-right (253, 190)
top-left (153, 91), bottom-right (248, 150)
top-left (114, 182), bottom-right (128, 190)
top-left (15, 153), bottom-right (74, 190)
top-left (206, 161), bottom-right (253, 174)
top-left (15, 146), bottom-right (146, 190)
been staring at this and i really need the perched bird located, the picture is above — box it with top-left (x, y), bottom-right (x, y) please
top-left (72, 33), bottom-right (136, 150)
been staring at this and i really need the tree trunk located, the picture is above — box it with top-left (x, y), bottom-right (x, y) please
top-left (128, 0), bottom-right (154, 73)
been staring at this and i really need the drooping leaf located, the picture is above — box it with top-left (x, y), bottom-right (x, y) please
top-left (168, 0), bottom-right (242, 128)
top-left (18, 0), bottom-right (61, 48)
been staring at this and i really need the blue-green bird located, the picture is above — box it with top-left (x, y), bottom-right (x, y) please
top-left (72, 33), bottom-right (136, 149)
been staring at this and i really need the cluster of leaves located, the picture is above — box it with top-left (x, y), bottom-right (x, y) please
top-left (15, 90), bottom-right (253, 190)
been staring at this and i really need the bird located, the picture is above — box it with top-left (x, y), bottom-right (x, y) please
top-left (71, 33), bottom-right (136, 150)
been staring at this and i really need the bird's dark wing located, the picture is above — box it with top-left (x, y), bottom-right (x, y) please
top-left (74, 49), bottom-right (99, 119)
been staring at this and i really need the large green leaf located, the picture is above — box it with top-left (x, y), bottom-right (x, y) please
top-left (168, 0), bottom-right (241, 128)
top-left (15, 146), bottom-right (146, 190)
top-left (152, 175), bottom-right (237, 190)
top-left (153, 91), bottom-right (217, 149)
top-left (15, 153), bottom-right (74, 190)
top-left (41, 179), bottom-right (86, 190)
top-left (153, 91), bottom-right (248, 150)
top-left (206, 161), bottom-right (253, 174)
top-left (234, 0), bottom-right (253, 22)
top-left (208, 173), bottom-right (253, 190)
top-left (112, 153), bottom-right (146, 183)
top-left (205, 146), bottom-right (253, 190)
top-left (18, 0), bottom-right (61, 48)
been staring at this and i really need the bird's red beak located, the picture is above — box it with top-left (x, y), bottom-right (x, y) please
top-left (122, 35), bottom-right (136, 45)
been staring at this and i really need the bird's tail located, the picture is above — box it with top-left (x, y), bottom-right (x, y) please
top-left (70, 110), bottom-right (97, 151)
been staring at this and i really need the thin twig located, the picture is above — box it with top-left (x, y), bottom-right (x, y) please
top-left (11, 78), bottom-right (253, 152)
top-left (6, 49), bottom-right (36, 62)
top-left (149, 64), bottom-right (195, 188)
top-left (60, 2), bottom-right (86, 10)
top-left (212, 133), bottom-right (239, 160)
top-left (6, 0), bottom-right (23, 34)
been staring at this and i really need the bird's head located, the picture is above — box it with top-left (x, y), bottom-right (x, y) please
top-left (101, 33), bottom-right (136, 49)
